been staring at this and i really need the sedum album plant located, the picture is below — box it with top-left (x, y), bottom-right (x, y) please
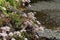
top-left (0, 0), bottom-right (44, 40)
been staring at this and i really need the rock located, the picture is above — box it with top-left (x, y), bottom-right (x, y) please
top-left (37, 29), bottom-right (60, 39)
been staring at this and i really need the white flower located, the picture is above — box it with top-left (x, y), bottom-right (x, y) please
top-left (14, 31), bottom-right (20, 35)
top-left (22, 13), bottom-right (27, 17)
top-left (35, 35), bottom-right (39, 38)
top-left (28, 12), bottom-right (35, 19)
top-left (1, 33), bottom-right (7, 37)
top-left (9, 32), bottom-right (13, 36)
top-left (34, 12), bottom-right (36, 14)
top-left (22, 0), bottom-right (31, 3)
top-left (15, 0), bottom-right (19, 2)
top-left (5, 26), bottom-right (10, 31)
top-left (24, 38), bottom-right (28, 40)
top-left (16, 31), bottom-right (20, 34)
top-left (1, 14), bottom-right (4, 17)
top-left (1, 26), bottom-right (10, 31)
top-left (35, 28), bottom-right (39, 31)
top-left (14, 31), bottom-right (21, 37)
top-left (20, 28), bottom-right (26, 32)
top-left (20, 30), bottom-right (23, 33)
top-left (3, 37), bottom-right (7, 40)
top-left (14, 31), bottom-right (16, 34)
top-left (1, 27), bottom-right (6, 30)
top-left (36, 21), bottom-right (41, 25)
top-left (28, 15), bottom-right (33, 19)
top-left (20, 29), bottom-right (26, 33)
top-left (27, 21), bottom-right (32, 26)
top-left (11, 38), bottom-right (16, 40)
top-left (24, 21), bottom-right (28, 26)
top-left (2, 7), bottom-right (6, 10)
top-left (27, 0), bottom-right (31, 3)
top-left (23, 29), bottom-right (26, 32)
top-left (19, 33), bottom-right (21, 37)
top-left (32, 17), bottom-right (36, 21)
top-left (23, 3), bottom-right (25, 6)
top-left (39, 26), bottom-right (44, 31)
top-left (28, 12), bottom-right (34, 16)
top-left (28, 4), bottom-right (31, 7)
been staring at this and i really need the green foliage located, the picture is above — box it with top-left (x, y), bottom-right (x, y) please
top-left (6, 0), bottom-right (20, 8)
top-left (0, 0), bottom-right (22, 28)
top-left (0, 6), bottom-right (7, 16)
top-left (0, 0), bottom-right (3, 5)
top-left (21, 32), bottom-right (33, 40)
top-left (10, 13), bottom-right (23, 28)
top-left (13, 35), bottom-right (24, 40)
top-left (0, 19), bottom-right (3, 27)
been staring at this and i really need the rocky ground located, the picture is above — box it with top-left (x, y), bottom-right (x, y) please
top-left (30, 1), bottom-right (60, 27)
top-left (30, 1), bottom-right (60, 11)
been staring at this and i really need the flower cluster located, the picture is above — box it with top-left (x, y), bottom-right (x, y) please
top-left (0, 0), bottom-right (45, 40)
top-left (0, 26), bottom-right (26, 40)
top-left (0, 11), bottom-right (45, 40)
top-left (22, 0), bottom-right (31, 8)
